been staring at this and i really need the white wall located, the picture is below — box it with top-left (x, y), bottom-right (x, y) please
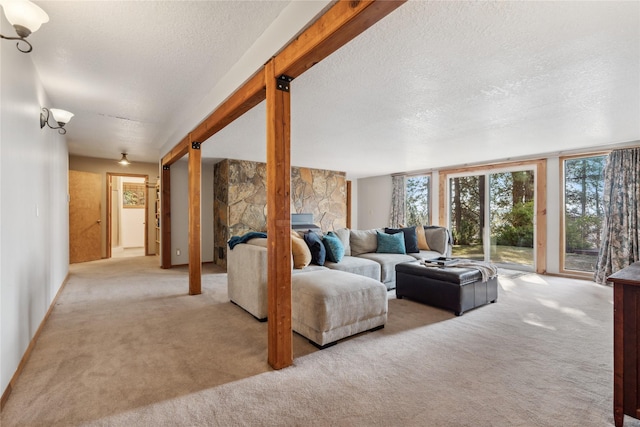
top-left (1, 45), bottom-right (70, 395)
top-left (120, 177), bottom-right (146, 248)
top-left (356, 175), bottom-right (393, 230)
top-left (169, 160), bottom-right (214, 265)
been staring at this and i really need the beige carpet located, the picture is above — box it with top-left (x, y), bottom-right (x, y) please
top-left (2, 256), bottom-right (637, 427)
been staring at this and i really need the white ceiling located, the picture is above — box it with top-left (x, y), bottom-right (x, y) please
top-left (12, 0), bottom-right (640, 178)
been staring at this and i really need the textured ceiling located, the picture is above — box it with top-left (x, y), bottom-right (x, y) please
top-left (12, 1), bottom-right (640, 178)
top-left (205, 0), bottom-right (640, 177)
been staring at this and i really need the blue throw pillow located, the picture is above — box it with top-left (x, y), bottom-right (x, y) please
top-left (376, 231), bottom-right (406, 254)
top-left (303, 231), bottom-right (326, 266)
top-left (385, 227), bottom-right (419, 253)
top-left (323, 231), bottom-right (345, 263)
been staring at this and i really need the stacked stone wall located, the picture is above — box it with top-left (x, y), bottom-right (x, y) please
top-left (214, 159), bottom-right (347, 267)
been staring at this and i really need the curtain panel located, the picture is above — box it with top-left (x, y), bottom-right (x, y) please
top-left (595, 147), bottom-right (640, 284)
top-left (389, 175), bottom-right (406, 228)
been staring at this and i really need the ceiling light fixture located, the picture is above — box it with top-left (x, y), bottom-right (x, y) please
top-left (0, 0), bottom-right (49, 53)
top-left (118, 153), bottom-right (131, 166)
top-left (40, 107), bottom-right (73, 134)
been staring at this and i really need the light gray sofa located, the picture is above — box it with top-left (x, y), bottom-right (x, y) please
top-left (227, 238), bottom-right (388, 348)
top-left (324, 226), bottom-right (452, 290)
top-left (226, 226), bottom-right (451, 347)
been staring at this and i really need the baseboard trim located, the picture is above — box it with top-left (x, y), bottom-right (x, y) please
top-left (0, 272), bottom-right (71, 412)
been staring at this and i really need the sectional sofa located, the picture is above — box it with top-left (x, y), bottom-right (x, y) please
top-left (227, 225), bottom-right (452, 348)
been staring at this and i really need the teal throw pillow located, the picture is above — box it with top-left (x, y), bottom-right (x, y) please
top-left (323, 231), bottom-right (345, 263)
top-left (376, 231), bottom-right (406, 254)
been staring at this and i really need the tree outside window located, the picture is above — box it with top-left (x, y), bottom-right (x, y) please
top-left (564, 155), bottom-right (606, 272)
top-left (405, 175), bottom-right (430, 226)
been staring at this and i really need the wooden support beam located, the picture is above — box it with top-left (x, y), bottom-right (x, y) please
top-left (274, 0), bottom-right (406, 79)
top-left (188, 141), bottom-right (202, 295)
top-left (162, 135), bottom-right (190, 167)
top-left (191, 70), bottom-right (267, 144)
top-left (161, 165), bottom-right (172, 269)
top-left (265, 59), bottom-right (293, 370)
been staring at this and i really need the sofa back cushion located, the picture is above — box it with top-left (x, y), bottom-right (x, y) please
top-left (424, 226), bottom-right (448, 254)
top-left (350, 229), bottom-right (380, 256)
top-left (334, 228), bottom-right (351, 256)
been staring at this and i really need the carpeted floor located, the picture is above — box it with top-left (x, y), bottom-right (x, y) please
top-left (2, 256), bottom-right (638, 426)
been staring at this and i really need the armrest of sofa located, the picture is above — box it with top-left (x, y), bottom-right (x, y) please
top-left (227, 241), bottom-right (268, 321)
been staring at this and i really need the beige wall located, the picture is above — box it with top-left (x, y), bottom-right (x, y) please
top-left (69, 155), bottom-right (160, 258)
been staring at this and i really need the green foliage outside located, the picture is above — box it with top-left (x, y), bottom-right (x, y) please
top-left (405, 175), bottom-right (430, 226)
top-left (494, 200), bottom-right (534, 247)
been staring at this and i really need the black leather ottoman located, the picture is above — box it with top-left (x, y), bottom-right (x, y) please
top-left (395, 261), bottom-right (498, 316)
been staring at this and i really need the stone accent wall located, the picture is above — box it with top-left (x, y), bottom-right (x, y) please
top-left (214, 159), bottom-right (347, 267)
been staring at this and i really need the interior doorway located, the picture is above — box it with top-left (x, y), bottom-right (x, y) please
top-left (107, 173), bottom-right (149, 258)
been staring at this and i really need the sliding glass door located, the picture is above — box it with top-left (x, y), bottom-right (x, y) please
top-left (449, 168), bottom-right (535, 270)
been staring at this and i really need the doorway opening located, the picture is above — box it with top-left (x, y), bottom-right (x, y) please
top-left (107, 173), bottom-right (149, 258)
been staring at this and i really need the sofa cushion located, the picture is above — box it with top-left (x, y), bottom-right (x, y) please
top-left (304, 231), bottom-right (326, 266)
top-left (350, 229), bottom-right (380, 256)
top-left (416, 225), bottom-right (430, 250)
top-left (324, 255), bottom-right (381, 282)
top-left (376, 231), bottom-right (406, 254)
top-left (334, 228), bottom-right (351, 256)
top-left (291, 230), bottom-right (312, 269)
top-left (359, 252), bottom-right (417, 288)
top-left (323, 231), bottom-right (345, 263)
top-left (291, 270), bottom-right (387, 347)
top-left (385, 226), bottom-right (419, 253)
top-left (424, 226), bottom-right (448, 254)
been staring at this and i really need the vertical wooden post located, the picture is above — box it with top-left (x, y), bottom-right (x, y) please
top-left (188, 140), bottom-right (202, 295)
top-left (161, 165), bottom-right (172, 269)
top-left (265, 59), bottom-right (293, 369)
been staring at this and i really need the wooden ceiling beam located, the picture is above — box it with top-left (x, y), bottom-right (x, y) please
top-left (274, 0), bottom-right (406, 79)
top-left (162, 0), bottom-right (405, 163)
top-left (190, 69), bottom-right (267, 145)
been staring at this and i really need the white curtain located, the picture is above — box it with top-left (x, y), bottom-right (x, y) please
top-left (389, 175), bottom-right (406, 228)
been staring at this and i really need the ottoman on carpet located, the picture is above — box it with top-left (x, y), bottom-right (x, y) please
top-left (292, 269), bottom-right (388, 348)
top-left (395, 260), bottom-right (498, 316)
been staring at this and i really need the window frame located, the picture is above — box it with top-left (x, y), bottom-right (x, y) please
top-left (439, 159), bottom-right (547, 274)
top-left (559, 151), bottom-right (609, 278)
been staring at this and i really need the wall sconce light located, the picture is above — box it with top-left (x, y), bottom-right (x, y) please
top-left (40, 107), bottom-right (74, 134)
top-left (0, 0), bottom-right (49, 53)
top-left (118, 153), bottom-right (131, 166)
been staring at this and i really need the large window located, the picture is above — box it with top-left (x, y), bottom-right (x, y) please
top-left (405, 175), bottom-right (430, 226)
top-left (562, 155), bottom-right (606, 273)
top-left (448, 169), bottom-right (535, 269)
